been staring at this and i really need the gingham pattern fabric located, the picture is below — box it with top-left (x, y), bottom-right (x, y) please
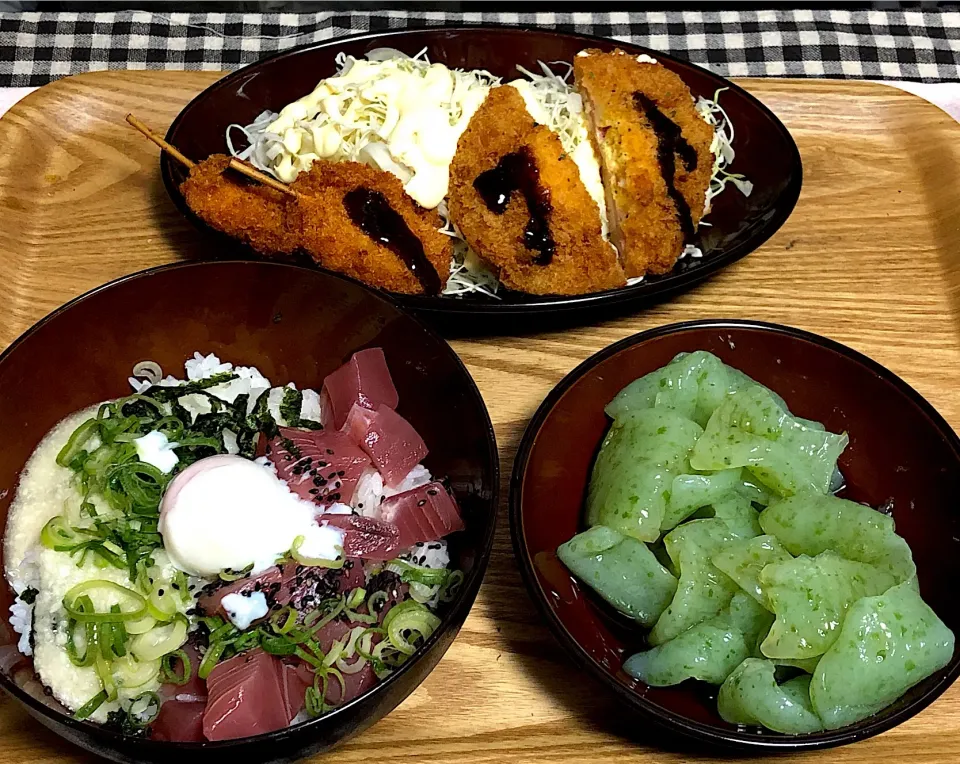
top-left (0, 8), bottom-right (958, 87)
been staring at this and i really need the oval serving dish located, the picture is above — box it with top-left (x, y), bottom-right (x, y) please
top-left (161, 27), bottom-right (802, 333)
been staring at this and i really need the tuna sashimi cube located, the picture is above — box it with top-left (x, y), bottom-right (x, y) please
top-left (203, 649), bottom-right (289, 741)
top-left (269, 427), bottom-right (371, 506)
top-left (197, 566), bottom-right (288, 619)
top-left (279, 661), bottom-right (314, 722)
top-left (323, 348), bottom-right (399, 430)
top-left (379, 481), bottom-right (464, 548)
top-left (151, 700), bottom-right (206, 742)
top-left (342, 404), bottom-right (428, 488)
top-left (278, 558), bottom-right (367, 610)
top-left (323, 515), bottom-right (402, 561)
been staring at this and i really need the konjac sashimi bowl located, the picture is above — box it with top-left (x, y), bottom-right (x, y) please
top-left (510, 319), bottom-right (960, 751)
top-left (0, 260), bottom-right (498, 764)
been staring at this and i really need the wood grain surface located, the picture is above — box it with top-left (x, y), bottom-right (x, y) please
top-left (1, 71), bottom-right (960, 763)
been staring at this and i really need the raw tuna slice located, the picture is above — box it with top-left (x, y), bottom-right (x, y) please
top-left (203, 649), bottom-right (289, 741)
top-left (269, 427), bottom-right (371, 506)
top-left (379, 481), bottom-right (464, 548)
top-left (325, 663), bottom-right (378, 706)
top-left (323, 515), bottom-right (403, 561)
top-left (196, 566), bottom-right (288, 618)
top-left (342, 404), bottom-right (428, 488)
top-left (279, 661), bottom-right (314, 722)
top-left (279, 558), bottom-right (367, 610)
top-left (151, 700), bottom-right (206, 742)
top-left (323, 348), bottom-right (399, 430)
top-left (158, 643), bottom-right (207, 703)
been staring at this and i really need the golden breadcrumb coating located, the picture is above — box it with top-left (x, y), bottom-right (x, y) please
top-left (289, 161), bottom-right (451, 295)
top-left (448, 85), bottom-right (625, 295)
top-left (574, 49), bottom-right (714, 278)
top-left (180, 154), bottom-right (300, 255)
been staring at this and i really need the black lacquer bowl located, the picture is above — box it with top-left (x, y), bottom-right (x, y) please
top-left (510, 320), bottom-right (960, 751)
top-left (0, 260), bottom-right (499, 763)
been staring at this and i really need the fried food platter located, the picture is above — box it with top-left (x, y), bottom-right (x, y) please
top-left (159, 28), bottom-right (802, 330)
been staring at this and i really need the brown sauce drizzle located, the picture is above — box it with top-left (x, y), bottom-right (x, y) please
top-left (632, 92), bottom-right (697, 241)
top-left (473, 146), bottom-right (556, 265)
top-left (343, 188), bottom-right (441, 295)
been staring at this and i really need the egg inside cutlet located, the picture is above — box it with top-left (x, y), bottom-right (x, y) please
top-left (447, 85), bottom-right (625, 296)
top-left (574, 49), bottom-right (714, 278)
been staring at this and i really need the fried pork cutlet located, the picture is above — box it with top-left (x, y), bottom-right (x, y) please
top-left (448, 85), bottom-right (625, 295)
top-left (180, 154), bottom-right (300, 255)
top-left (574, 49), bottom-right (714, 278)
top-left (289, 161), bottom-right (452, 295)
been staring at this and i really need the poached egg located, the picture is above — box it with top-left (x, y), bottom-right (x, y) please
top-left (158, 454), bottom-right (344, 577)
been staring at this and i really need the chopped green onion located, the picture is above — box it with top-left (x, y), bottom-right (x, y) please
top-left (383, 600), bottom-right (441, 656)
top-left (115, 655), bottom-right (161, 689)
top-left (261, 635), bottom-right (298, 656)
top-left (269, 606), bottom-right (298, 635)
top-left (63, 580), bottom-right (147, 623)
top-left (346, 588), bottom-right (366, 610)
top-left (57, 418), bottom-right (99, 468)
top-left (127, 690), bottom-right (161, 727)
top-left (74, 690), bottom-right (108, 721)
top-left (130, 614), bottom-right (187, 662)
top-left (386, 559), bottom-right (451, 586)
top-left (218, 564), bottom-right (253, 582)
top-left (160, 649), bottom-right (192, 686)
top-left (96, 654), bottom-right (118, 701)
top-left (198, 640), bottom-right (227, 680)
top-left (290, 535), bottom-right (344, 568)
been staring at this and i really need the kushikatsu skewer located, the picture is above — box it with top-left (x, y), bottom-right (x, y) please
top-left (125, 114), bottom-right (450, 295)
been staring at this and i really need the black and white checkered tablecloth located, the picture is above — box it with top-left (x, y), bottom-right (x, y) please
top-left (0, 8), bottom-right (958, 87)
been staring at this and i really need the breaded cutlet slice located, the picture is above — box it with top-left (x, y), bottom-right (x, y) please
top-left (574, 49), bottom-right (714, 278)
top-left (180, 154), bottom-right (301, 255)
top-left (290, 160), bottom-right (452, 295)
top-left (448, 85), bottom-right (625, 295)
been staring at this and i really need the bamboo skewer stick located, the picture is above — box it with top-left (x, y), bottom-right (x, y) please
top-left (125, 113), bottom-right (299, 198)
top-left (125, 113), bottom-right (196, 169)
top-left (227, 158), bottom-right (298, 198)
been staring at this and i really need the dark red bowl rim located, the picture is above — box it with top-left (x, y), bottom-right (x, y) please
top-left (0, 259), bottom-right (500, 751)
top-left (160, 25), bottom-right (802, 319)
top-left (508, 318), bottom-right (960, 751)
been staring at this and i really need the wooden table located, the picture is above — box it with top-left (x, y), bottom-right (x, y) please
top-left (1, 71), bottom-right (959, 763)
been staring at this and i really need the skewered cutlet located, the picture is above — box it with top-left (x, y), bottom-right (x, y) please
top-left (180, 154), bottom-right (300, 256)
top-left (180, 156), bottom-right (451, 295)
top-left (574, 49), bottom-right (714, 278)
top-left (447, 85), bottom-right (625, 295)
top-left (290, 161), bottom-right (452, 295)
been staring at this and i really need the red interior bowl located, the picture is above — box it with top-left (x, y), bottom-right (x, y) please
top-left (510, 319), bottom-right (960, 751)
top-left (0, 260), bottom-right (498, 763)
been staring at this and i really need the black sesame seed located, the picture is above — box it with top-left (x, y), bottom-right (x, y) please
top-left (309, 488), bottom-right (319, 494)
top-left (337, 470), bottom-right (345, 477)
top-left (427, 489), bottom-right (438, 496)
top-left (157, 589), bottom-right (165, 596)
top-left (326, 449), bottom-right (334, 455)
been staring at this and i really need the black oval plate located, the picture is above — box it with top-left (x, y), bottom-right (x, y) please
top-left (162, 26), bottom-right (802, 334)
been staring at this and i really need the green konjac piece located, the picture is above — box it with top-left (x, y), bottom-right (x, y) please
top-left (557, 526), bottom-right (678, 627)
top-left (651, 520), bottom-right (740, 645)
top-left (717, 658), bottom-right (823, 734)
top-left (759, 552), bottom-right (897, 659)
top-left (776, 656), bottom-right (821, 674)
top-left (586, 409), bottom-right (703, 542)
top-left (604, 351), bottom-right (740, 427)
top-left (689, 385), bottom-right (848, 498)
top-left (713, 535), bottom-right (793, 608)
top-left (624, 625), bottom-right (748, 687)
top-left (661, 469), bottom-right (743, 531)
top-left (624, 593), bottom-right (772, 687)
top-left (759, 492), bottom-right (916, 583)
top-left (811, 581), bottom-right (955, 730)
top-left (711, 494), bottom-right (763, 539)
